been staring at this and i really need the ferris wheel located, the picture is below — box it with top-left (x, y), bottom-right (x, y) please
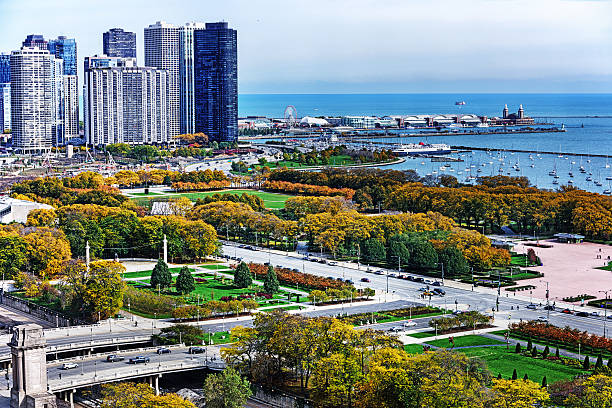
top-left (284, 105), bottom-right (298, 128)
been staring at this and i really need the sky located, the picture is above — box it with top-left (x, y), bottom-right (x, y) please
top-left (0, 0), bottom-right (611, 93)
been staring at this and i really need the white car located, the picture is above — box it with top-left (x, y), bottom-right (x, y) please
top-left (62, 363), bottom-right (78, 370)
top-left (536, 316), bottom-right (548, 323)
top-left (403, 320), bottom-right (417, 327)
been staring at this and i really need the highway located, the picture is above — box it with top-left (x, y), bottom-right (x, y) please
top-left (223, 244), bottom-right (612, 337)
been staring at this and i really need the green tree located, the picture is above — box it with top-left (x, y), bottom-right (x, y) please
top-left (131, 145), bottom-right (160, 163)
top-left (150, 258), bottom-right (172, 290)
top-left (154, 324), bottom-right (203, 345)
top-left (595, 354), bottom-right (603, 369)
top-left (82, 260), bottom-right (126, 321)
top-left (263, 265), bottom-right (279, 293)
top-left (202, 367), bottom-right (252, 408)
top-left (515, 343), bottom-right (521, 353)
top-left (526, 338), bottom-right (532, 351)
top-left (438, 246), bottom-right (470, 277)
top-left (583, 356), bottom-right (590, 370)
top-left (387, 234), bottom-right (410, 268)
top-left (541, 376), bottom-right (547, 388)
top-left (542, 345), bottom-right (549, 359)
top-left (405, 238), bottom-right (438, 270)
top-left (512, 369), bottom-right (518, 380)
top-left (175, 266), bottom-right (195, 295)
top-left (363, 239), bottom-right (386, 264)
top-left (234, 262), bottom-right (252, 289)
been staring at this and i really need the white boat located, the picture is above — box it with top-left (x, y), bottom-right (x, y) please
top-left (392, 143), bottom-right (452, 156)
top-left (476, 123), bottom-right (489, 128)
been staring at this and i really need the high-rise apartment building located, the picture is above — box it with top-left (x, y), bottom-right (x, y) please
top-left (84, 57), bottom-right (169, 146)
top-left (10, 46), bottom-right (54, 152)
top-left (0, 54), bottom-right (10, 133)
top-left (179, 22), bottom-right (205, 135)
top-left (48, 36), bottom-right (79, 143)
top-left (194, 22), bottom-right (238, 143)
top-left (103, 28), bottom-right (137, 60)
top-left (144, 21), bottom-right (180, 140)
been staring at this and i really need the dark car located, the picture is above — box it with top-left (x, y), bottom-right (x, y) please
top-left (106, 354), bottom-right (125, 362)
top-left (189, 347), bottom-right (205, 354)
top-left (157, 347), bottom-right (171, 354)
top-left (336, 277), bottom-right (345, 282)
top-left (432, 281), bottom-right (442, 287)
top-left (543, 305), bottom-right (555, 311)
top-left (128, 356), bottom-right (150, 364)
top-left (433, 288), bottom-right (446, 296)
top-left (360, 277), bottom-right (370, 283)
top-left (576, 311), bottom-right (590, 317)
top-left (414, 277), bottom-right (425, 283)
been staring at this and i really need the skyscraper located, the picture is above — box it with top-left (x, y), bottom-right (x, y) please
top-left (194, 22), bottom-right (238, 143)
top-left (179, 22), bottom-right (205, 135)
top-left (0, 54), bottom-right (10, 133)
top-left (0, 54), bottom-right (10, 83)
top-left (22, 35), bottom-right (48, 50)
top-left (10, 46), bottom-right (54, 152)
top-left (48, 36), bottom-right (77, 76)
top-left (144, 21), bottom-right (180, 140)
top-left (48, 36), bottom-right (79, 143)
top-left (103, 28), bottom-right (137, 59)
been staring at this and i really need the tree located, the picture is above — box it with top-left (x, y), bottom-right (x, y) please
top-left (512, 369), bottom-right (518, 380)
top-left (523, 373), bottom-right (529, 381)
top-left (583, 356), bottom-right (590, 370)
top-left (405, 238), bottom-right (438, 270)
top-left (595, 354), bottom-right (603, 369)
top-left (263, 265), bottom-right (279, 293)
top-left (542, 345), bottom-right (549, 358)
top-left (154, 324), bottom-right (203, 346)
top-left (362, 239), bottom-right (386, 264)
top-left (526, 338), bottom-right (532, 351)
top-left (438, 246), bottom-right (469, 278)
top-left (100, 382), bottom-right (196, 408)
top-left (83, 261), bottom-right (126, 321)
top-left (515, 343), bottom-right (521, 353)
top-left (556, 347), bottom-right (560, 358)
top-left (202, 367), bottom-right (252, 408)
top-left (175, 266), bottom-right (195, 294)
top-left (234, 262), bottom-right (252, 289)
top-left (312, 353), bottom-right (362, 408)
top-left (541, 376), bottom-right (547, 388)
top-left (150, 258), bottom-right (172, 291)
top-left (564, 374), bottom-right (612, 408)
top-left (489, 378), bottom-right (549, 408)
top-left (531, 347), bottom-right (538, 358)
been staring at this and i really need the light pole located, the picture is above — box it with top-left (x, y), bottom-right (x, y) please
top-left (598, 289), bottom-right (610, 338)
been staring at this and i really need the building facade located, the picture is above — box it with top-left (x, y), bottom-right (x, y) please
top-left (103, 28), bottom-right (137, 59)
top-left (179, 22), bottom-right (205, 135)
top-left (84, 63), bottom-right (169, 146)
top-left (22, 35), bottom-right (48, 50)
top-left (10, 46), bottom-right (54, 152)
top-left (0, 83), bottom-right (10, 132)
top-left (0, 54), bottom-right (10, 133)
top-left (144, 21), bottom-right (180, 140)
top-left (193, 22), bottom-right (238, 143)
top-left (48, 36), bottom-right (79, 143)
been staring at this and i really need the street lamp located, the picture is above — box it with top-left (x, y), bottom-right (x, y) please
top-left (598, 289), bottom-right (611, 338)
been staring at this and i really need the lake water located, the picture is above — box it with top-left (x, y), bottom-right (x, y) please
top-left (239, 93), bottom-right (612, 192)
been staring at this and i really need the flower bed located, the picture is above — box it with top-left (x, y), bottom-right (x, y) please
top-left (563, 294), bottom-right (596, 303)
top-left (245, 262), bottom-right (351, 291)
top-left (587, 298), bottom-right (612, 310)
top-left (510, 321), bottom-right (612, 355)
top-left (505, 285), bottom-right (536, 292)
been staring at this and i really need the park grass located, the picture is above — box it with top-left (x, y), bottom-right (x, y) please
top-left (425, 335), bottom-right (505, 348)
top-left (123, 267), bottom-right (195, 279)
top-left (130, 189), bottom-right (293, 209)
top-left (408, 331), bottom-right (437, 339)
top-left (404, 344), bottom-right (425, 354)
top-left (263, 155), bottom-right (356, 169)
top-left (596, 261), bottom-right (612, 271)
top-left (458, 346), bottom-right (587, 384)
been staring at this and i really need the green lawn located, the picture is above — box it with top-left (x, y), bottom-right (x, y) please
top-left (123, 267), bottom-right (196, 279)
top-left (596, 261), bottom-right (612, 271)
top-left (404, 344), bottom-right (425, 354)
top-left (459, 346), bottom-right (587, 384)
top-left (408, 332), bottom-right (437, 339)
top-left (426, 335), bottom-right (505, 348)
top-left (130, 189), bottom-right (293, 209)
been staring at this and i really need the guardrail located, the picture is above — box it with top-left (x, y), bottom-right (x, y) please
top-left (49, 359), bottom-right (225, 392)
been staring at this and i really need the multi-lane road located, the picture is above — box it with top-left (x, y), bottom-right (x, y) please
top-left (223, 243), bottom-right (612, 337)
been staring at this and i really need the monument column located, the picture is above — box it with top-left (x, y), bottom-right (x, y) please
top-left (9, 324), bottom-right (57, 408)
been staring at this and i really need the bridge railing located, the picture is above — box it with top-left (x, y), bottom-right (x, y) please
top-left (49, 359), bottom-right (225, 392)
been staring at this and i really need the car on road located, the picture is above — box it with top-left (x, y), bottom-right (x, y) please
top-left (433, 288), bottom-right (446, 296)
top-left (157, 347), bottom-right (171, 354)
top-left (189, 347), bottom-right (205, 354)
top-left (576, 312), bottom-right (590, 317)
top-left (129, 356), bottom-right (150, 364)
top-left (388, 326), bottom-right (403, 332)
top-left (327, 276), bottom-right (335, 280)
top-left (389, 273), bottom-right (397, 278)
top-left (543, 305), bottom-right (555, 311)
top-left (607, 315), bottom-right (612, 320)
top-left (336, 277), bottom-right (345, 282)
top-left (62, 363), bottom-right (78, 370)
top-left (374, 270), bottom-right (384, 275)
top-left (561, 308), bottom-right (573, 314)
top-left (318, 259), bottom-right (327, 264)
top-left (526, 304), bottom-right (537, 310)
top-left (432, 281), bottom-right (442, 287)
top-left (536, 316), bottom-right (549, 322)
top-left (106, 354), bottom-right (125, 362)
top-left (403, 320), bottom-right (417, 327)
top-left (360, 277), bottom-right (370, 283)
top-left (424, 279), bottom-right (433, 285)
top-left (328, 261), bottom-right (338, 266)
top-left (414, 277), bottom-right (425, 283)
top-left (590, 312), bottom-right (600, 317)
top-left (418, 287), bottom-right (428, 292)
